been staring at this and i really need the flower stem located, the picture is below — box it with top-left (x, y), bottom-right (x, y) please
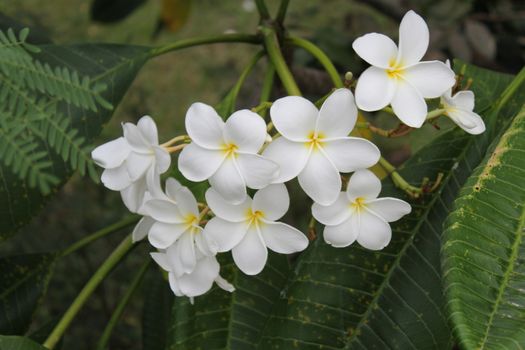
top-left (426, 108), bottom-right (446, 122)
top-left (378, 157), bottom-right (423, 198)
top-left (258, 63), bottom-right (275, 118)
top-left (161, 135), bottom-right (189, 147)
top-left (43, 236), bottom-right (137, 350)
top-left (95, 259), bottom-right (151, 350)
top-left (276, 0), bottom-right (291, 24)
top-left (357, 122), bottom-right (413, 138)
top-left (255, 0), bottom-right (271, 20)
top-left (150, 33), bottom-right (261, 57)
top-left (165, 144), bottom-right (187, 153)
top-left (252, 101), bottom-right (273, 115)
top-left (60, 216), bottom-right (139, 257)
top-left (261, 26), bottom-right (301, 96)
top-left (286, 36), bottom-right (343, 88)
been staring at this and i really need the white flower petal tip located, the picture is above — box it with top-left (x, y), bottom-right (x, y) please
top-left (314, 169), bottom-right (411, 250)
top-left (353, 10), bottom-right (455, 127)
top-left (441, 90), bottom-right (485, 135)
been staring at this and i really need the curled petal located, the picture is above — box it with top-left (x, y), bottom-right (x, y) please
top-left (298, 150), bottom-right (341, 205)
top-left (356, 210), bottom-right (392, 250)
top-left (203, 218), bottom-right (248, 252)
top-left (123, 122), bottom-right (150, 153)
top-left (403, 61), bottom-right (455, 98)
top-left (168, 273), bottom-right (183, 296)
top-left (366, 198), bottom-right (412, 222)
top-left (209, 158), bottom-right (247, 204)
top-left (148, 222), bottom-right (187, 249)
top-left (262, 137), bottom-right (310, 183)
top-left (322, 137), bottom-right (380, 173)
top-left (178, 256), bottom-right (220, 297)
top-left (252, 183), bottom-right (290, 221)
top-left (137, 115), bottom-right (159, 145)
top-left (132, 216), bottom-right (154, 242)
top-left (143, 199), bottom-right (184, 224)
top-left (176, 232), bottom-right (197, 274)
top-left (355, 67), bottom-right (396, 112)
top-left (126, 153), bottom-right (152, 182)
top-left (391, 80), bottom-right (427, 128)
top-left (236, 153), bottom-right (279, 189)
top-left (154, 146), bottom-right (171, 174)
top-left (450, 90), bottom-right (475, 111)
top-left (396, 10), bottom-right (429, 67)
top-left (270, 96), bottom-right (318, 142)
top-left (232, 226), bottom-right (268, 275)
top-left (323, 214), bottom-right (359, 248)
top-left (185, 102), bottom-right (224, 149)
top-left (346, 169), bottom-right (381, 201)
top-left (312, 192), bottom-right (352, 226)
top-left (178, 143), bottom-right (224, 182)
top-left (352, 33), bottom-right (398, 69)
top-left (173, 186), bottom-right (199, 217)
top-left (316, 88), bottom-right (358, 138)
top-left (260, 221), bottom-right (308, 254)
top-left (91, 137), bottom-right (130, 169)
top-left (150, 252), bottom-right (172, 272)
top-left (448, 109), bottom-right (486, 135)
top-left (205, 188), bottom-right (251, 222)
top-left (120, 179), bottom-right (146, 213)
top-left (165, 178), bottom-right (183, 199)
top-left (215, 275), bottom-right (235, 293)
top-left (223, 110), bottom-right (267, 153)
top-left (101, 165), bottom-right (131, 191)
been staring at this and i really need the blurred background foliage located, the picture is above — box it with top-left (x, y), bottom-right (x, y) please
top-left (0, 0), bottom-right (523, 349)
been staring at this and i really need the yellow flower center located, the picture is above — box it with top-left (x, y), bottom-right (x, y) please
top-left (387, 58), bottom-right (404, 80)
top-left (246, 209), bottom-right (265, 226)
top-left (305, 131), bottom-right (325, 150)
top-left (184, 214), bottom-right (198, 228)
top-left (222, 143), bottom-right (238, 158)
top-left (350, 197), bottom-right (366, 212)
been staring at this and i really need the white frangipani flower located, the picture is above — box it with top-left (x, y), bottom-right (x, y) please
top-left (312, 169), bottom-right (411, 250)
top-left (178, 103), bottom-right (279, 204)
top-left (262, 88), bottom-right (380, 205)
top-left (352, 10), bottom-right (456, 128)
top-left (142, 178), bottom-right (212, 274)
top-left (204, 184), bottom-right (309, 275)
top-left (151, 249), bottom-right (234, 299)
top-left (91, 116), bottom-right (170, 212)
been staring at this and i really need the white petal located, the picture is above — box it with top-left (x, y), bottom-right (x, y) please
top-left (137, 115), bottom-right (159, 145)
top-left (165, 178), bottom-right (183, 199)
top-left (312, 192), bottom-right (352, 226)
top-left (132, 216), bottom-right (154, 242)
top-left (166, 244), bottom-right (185, 277)
top-left (215, 275), bottom-right (235, 293)
top-left (448, 109), bottom-right (486, 135)
top-left (178, 256), bottom-right (220, 297)
top-left (168, 273), bottom-right (183, 296)
top-left (205, 188), bottom-right (251, 222)
top-left (232, 226), bottom-right (268, 275)
top-left (352, 33), bottom-right (398, 69)
top-left (209, 158), bottom-right (246, 204)
top-left (366, 198), bottom-right (411, 222)
top-left (123, 122), bottom-right (150, 153)
top-left (173, 186), bottom-right (199, 217)
top-left (316, 88), bottom-right (358, 138)
top-left (150, 252), bottom-right (172, 271)
top-left (397, 10), bottom-right (429, 66)
top-left (236, 153), bottom-right (279, 189)
top-left (148, 222), bottom-right (187, 249)
top-left (322, 137), bottom-right (380, 173)
top-left (451, 90), bottom-right (475, 111)
top-left (403, 61), bottom-right (455, 98)
top-left (120, 179), bottom-right (146, 213)
top-left (391, 80), bottom-right (427, 128)
top-left (262, 137), bottom-right (310, 183)
top-left (144, 167), bottom-right (164, 201)
top-left (356, 210), bottom-right (392, 250)
top-left (260, 222), bottom-right (308, 254)
top-left (101, 165), bottom-right (131, 191)
top-left (185, 102), bottom-right (224, 149)
top-left (298, 150), bottom-right (341, 205)
top-left (126, 152), bottom-right (152, 181)
top-left (355, 66), bottom-right (396, 112)
top-left (176, 232), bottom-right (197, 273)
top-left (153, 146), bottom-right (171, 174)
top-left (346, 169), bottom-right (381, 201)
top-left (223, 110), bottom-right (267, 153)
top-left (194, 231), bottom-right (213, 256)
top-left (252, 183), bottom-right (289, 221)
top-left (178, 143), bottom-right (224, 182)
top-left (270, 96), bottom-right (318, 141)
top-left (143, 199), bottom-right (184, 224)
top-left (203, 218), bottom-right (248, 252)
top-left (323, 214), bottom-right (359, 248)
top-left (91, 137), bottom-right (130, 169)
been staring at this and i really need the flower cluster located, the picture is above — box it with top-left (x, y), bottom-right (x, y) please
top-left (91, 10), bottom-right (483, 301)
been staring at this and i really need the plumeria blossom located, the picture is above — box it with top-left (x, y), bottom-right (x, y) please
top-left (312, 169), bottom-right (411, 250)
top-left (178, 103), bottom-right (279, 204)
top-left (352, 10), bottom-right (455, 128)
top-left (262, 88), bottom-right (380, 205)
top-left (204, 184), bottom-right (309, 275)
top-left (91, 116), bottom-right (170, 212)
top-left (151, 248), bottom-right (234, 300)
top-left (142, 178), bottom-right (213, 274)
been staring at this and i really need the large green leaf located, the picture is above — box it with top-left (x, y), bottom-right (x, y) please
top-left (0, 39), bottom-right (151, 240)
top-left (0, 335), bottom-right (48, 350)
top-left (166, 252), bottom-right (290, 349)
top-left (442, 106), bottom-right (525, 346)
top-left (0, 253), bottom-right (55, 335)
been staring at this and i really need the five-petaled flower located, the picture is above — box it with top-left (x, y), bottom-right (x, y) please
top-left (178, 103), bottom-right (279, 204)
top-left (204, 184), bottom-right (309, 275)
top-left (352, 10), bottom-right (455, 128)
top-left (312, 169), bottom-right (411, 250)
top-left (263, 88), bottom-right (380, 205)
top-left (91, 115), bottom-right (170, 212)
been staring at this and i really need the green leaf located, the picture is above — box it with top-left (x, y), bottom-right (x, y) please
top-left (166, 252), bottom-right (290, 349)
top-left (442, 108), bottom-right (525, 347)
top-left (0, 335), bottom-right (49, 350)
top-left (0, 253), bottom-right (55, 335)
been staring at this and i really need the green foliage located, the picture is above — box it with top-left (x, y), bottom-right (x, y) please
top-left (0, 335), bottom-right (49, 350)
top-left (0, 254), bottom-right (55, 335)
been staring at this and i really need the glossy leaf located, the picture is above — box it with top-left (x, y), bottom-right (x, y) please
top-left (0, 335), bottom-right (49, 350)
top-left (0, 254), bottom-right (55, 335)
